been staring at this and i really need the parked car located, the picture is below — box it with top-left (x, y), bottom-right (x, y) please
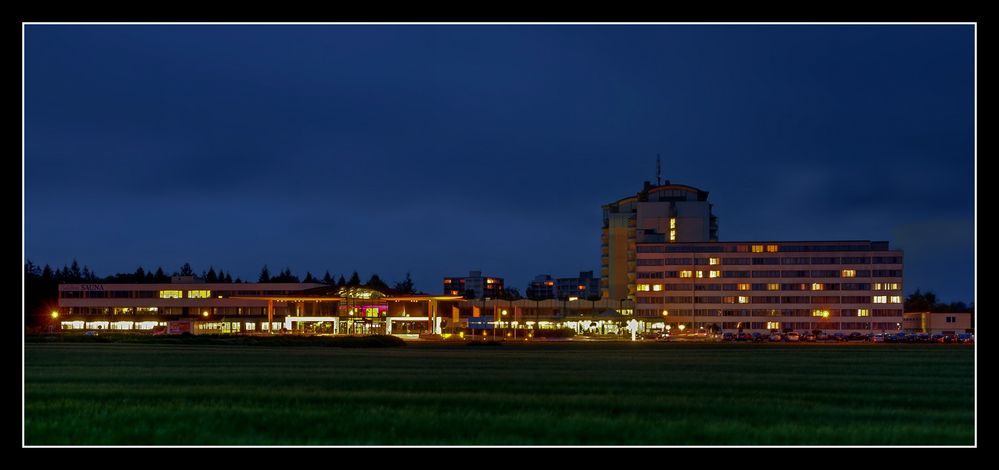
top-left (930, 334), bottom-right (947, 343)
top-left (736, 332), bottom-right (753, 342)
top-left (816, 332), bottom-right (830, 341)
top-left (957, 333), bottom-right (974, 344)
top-left (871, 334), bottom-right (885, 343)
top-left (768, 333), bottom-right (783, 342)
top-left (722, 332), bottom-right (735, 342)
top-left (784, 332), bottom-right (800, 342)
top-left (832, 333), bottom-right (847, 342)
top-left (752, 332), bottom-right (766, 342)
top-left (803, 334), bottom-right (817, 342)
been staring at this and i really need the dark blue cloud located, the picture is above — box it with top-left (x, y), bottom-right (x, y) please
top-left (25, 25), bottom-right (974, 302)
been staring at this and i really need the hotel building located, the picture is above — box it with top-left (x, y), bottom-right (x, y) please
top-left (634, 240), bottom-right (904, 334)
top-left (602, 180), bottom-right (718, 301)
top-left (601, 179), bottom-right (904, 335)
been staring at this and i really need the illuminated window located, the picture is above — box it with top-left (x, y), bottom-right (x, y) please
top-left (811, 283), bottom-right (824, 291)
top-left (696, 270), bottom-right (704, 279)
top-left (709, 258), bottom-right (720, 265)
top-left (669, 229), bottom-right (676, 242)
top-left (451, 290), bottom-right (459, 295)
top-left (889, 295), bottom-right (901, 304)
top-left (872, 282), bottom-right (882, 290)
top-left (737, 283), bottom-right (750, 291)
top-left (885, 283), bottom-right (899, 290)
top-left (766, 321), bottom-right (780, 330)
top-left (812, 309), bottom-right (830, 318)
top-left (670, 217), bottom-right (676, 229)
top-left (578, 285), bottom-right (585, 290)
top-left (842, 270), bottom-right (856, 278)
top-left (159, 290), bottom-right (182, 299)
top-left (708, 270), bottom-right (720, 278)
top-left (767, 283), bottom-right (780, 291)
top-left (187, 290), bottom-right (211, 299)
top-left (546, 281), bottom-right (554, 286)
top-left (737, 245), bottom-right (749, 253)
top-left (637, 284), bottom-right (651, 292)
top-left (652, 284), bottom-right (663, 292)
top-left (486, 278), bottom-right (495, 284)
top-left (737, 296), bottom-right (749, 304)
top-left (751, 245), bottom-right (764, 253)
top-left (873, 295), bottom-right (887, 304)
top-left (857, 308), bottom-right (870, 317)
top-left (767, 245), bottom-right (779, 253)
top-left (444, 279), bottom-right (452, 284)
top-left (365, 307), bottom-right (380, 318)
top-left (679, 271), bottom-right (693, 278)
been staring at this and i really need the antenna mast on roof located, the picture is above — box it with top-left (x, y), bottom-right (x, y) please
top-left (656, 153), bottom-right (662, 186)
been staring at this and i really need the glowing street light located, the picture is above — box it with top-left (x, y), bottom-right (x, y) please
top-left (202, 311), bottom-right (209, 317)
top-left (50, 311), bottom-right (59, 319)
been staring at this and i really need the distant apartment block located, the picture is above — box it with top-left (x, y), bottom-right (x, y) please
top-left (556, 271), bottom-right (600, 300)
top-left (526, 274), bottom-right (556, 299)
top-left (443, 271), bottom-right (504, 299)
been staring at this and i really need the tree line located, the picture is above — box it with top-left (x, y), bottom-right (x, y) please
top-left (23, 260), bottom-right (420, 326)
top-left (904, 289), bottom-right (973, 313)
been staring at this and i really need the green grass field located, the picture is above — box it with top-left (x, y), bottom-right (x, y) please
top-left (24, 340), bottom-right (974, 445)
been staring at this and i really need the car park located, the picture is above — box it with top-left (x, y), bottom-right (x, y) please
top-left (784, 332), bottom-right (800, 342)
top-left (803, 333), bottom-right (816, 342)
top-left (957, 333), bottom-right (974, 344)
top-left (871, 334), bottom-right (884, 343)
top-left (768, 333), bottom-right (782, 342)
top-left (722, 332), bottom-right (735, 341)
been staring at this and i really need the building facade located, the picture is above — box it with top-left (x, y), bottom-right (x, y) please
top-left (556, 271), bottom-right (601, 300)
top-left (602, 181), bottom-right (717, 301)
top-left (634, 240), bottom-right (904, 335)
top-left (902, 312), bottom-right (973, 334)
top-left (526, 274), bottom-right (556, 299)
top-left (55, 280), bottom-right (464, 335)
top-left (442, 271), bottom-right (504, 299)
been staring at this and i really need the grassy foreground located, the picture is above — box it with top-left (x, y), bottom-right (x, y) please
top-left (24, 341), bottom-right (974, 445)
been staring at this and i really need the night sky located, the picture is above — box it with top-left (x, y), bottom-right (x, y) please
top-left (24, 24), bottom-right (974, 302)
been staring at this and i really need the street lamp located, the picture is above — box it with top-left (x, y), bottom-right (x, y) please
top-left (501, 309), bottom-right (508, 339)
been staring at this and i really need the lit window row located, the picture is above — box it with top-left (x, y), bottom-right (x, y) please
top-left (159, 290), bottom-right (182, 299)
top-left (857, 308), bottom-right (870, 317)
top-left (812, 309), bottom-right (831, 318)
top-left (842, 270), bottom-right (856, 278)
top-left (188, 290), bottom-right (211, 299)
top-left (638, 284), bottom-right (665, 292)
top-left (872, 283), bottom-right (900, 290)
